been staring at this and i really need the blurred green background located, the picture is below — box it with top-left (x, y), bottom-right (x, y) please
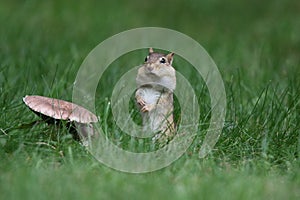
top-left (0, 0), bottom-right (300, 199)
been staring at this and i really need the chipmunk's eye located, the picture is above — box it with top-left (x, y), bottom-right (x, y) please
top-left (145, 56), bottom-right (149, 62)
top-left (159, 57), bottom-right (166, 64)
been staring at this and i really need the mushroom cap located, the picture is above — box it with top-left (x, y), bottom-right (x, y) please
top-left (23, 95), bottom-right (98, 123)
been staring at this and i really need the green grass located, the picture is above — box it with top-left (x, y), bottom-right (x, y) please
top-left (1, 0), bottom-right (300, 199)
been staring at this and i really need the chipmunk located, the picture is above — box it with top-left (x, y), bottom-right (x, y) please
top-left (135, 48), bottom-right (176, 142)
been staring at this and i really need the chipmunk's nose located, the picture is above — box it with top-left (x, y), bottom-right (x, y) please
top-left (146, 64), bottom-right (154, 72)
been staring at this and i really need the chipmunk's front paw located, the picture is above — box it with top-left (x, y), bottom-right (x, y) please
top-left (136, 97), bottom-right (146, 107)
top-left (141, 104), bottom-right (154, 112)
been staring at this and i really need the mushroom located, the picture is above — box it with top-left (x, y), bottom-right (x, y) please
top-left (23, 95), bottom-right (98, 144)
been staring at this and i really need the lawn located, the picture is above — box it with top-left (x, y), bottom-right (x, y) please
top-left (0, 0), bottom-right (300, 199)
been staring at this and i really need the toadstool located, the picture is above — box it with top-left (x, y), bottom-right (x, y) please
top-left (23, 95), bottom-right (98, 144)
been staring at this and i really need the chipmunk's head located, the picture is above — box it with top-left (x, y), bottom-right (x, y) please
top-left (137, 48), bottom-right (176, 91)
top-left (144, 48), bottom-right (174, 72)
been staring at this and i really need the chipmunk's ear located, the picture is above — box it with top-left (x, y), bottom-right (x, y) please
top-left (166, 52), bottom-right (174, 65)
top-left (149, 48), bottom-right (154, 53)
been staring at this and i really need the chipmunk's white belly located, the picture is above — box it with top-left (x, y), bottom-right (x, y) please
top-left (142, 88), bottom-right (161, 105)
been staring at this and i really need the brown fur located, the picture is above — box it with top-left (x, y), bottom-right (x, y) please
top-left (135, 48), bottom-right (176, 142)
